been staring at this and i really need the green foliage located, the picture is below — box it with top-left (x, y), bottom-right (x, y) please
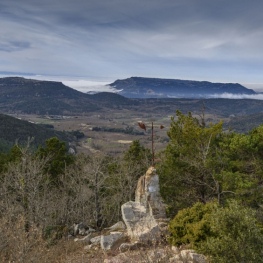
top-left (169, 200), bottom-right (263, 263)
top-left (198, 201), bottom-right (263, 263)
top-left (159, 110), bottom-right (225, 214)
top-left (37, 137), bottom-right (75, 185)
top-left (159, 110), bottom-right (263, 217)
top-left (123, 140), bottom-right (151, 178)
top-left (220, 125), bottom-right (263, 208)
top-left (0, 144), bottom-right (23, 174)
top-left (168, 201), bottom-right (218, 247)
top-left (124, 140), bottom-right (151, 163)
top-left (0, 113), bottom-right (73, 151)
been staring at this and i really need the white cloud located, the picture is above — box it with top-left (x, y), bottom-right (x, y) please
top-left (209, 93), bottom-right (263, 100)
top-left (62, 80), bottom-right (115, 93)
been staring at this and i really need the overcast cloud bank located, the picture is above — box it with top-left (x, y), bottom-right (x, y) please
top-left (1, 0), bottom-right (263, 84)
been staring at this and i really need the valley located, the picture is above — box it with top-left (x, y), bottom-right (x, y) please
top-left (11, 108), bottom-right (171, 155)
top-left (1, 76), bottom-right (263, 156)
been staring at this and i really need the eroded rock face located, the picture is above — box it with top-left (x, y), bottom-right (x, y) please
top-left (101, 232), bottom-right (124, 250)
top-left (121, 201), bottom-right (161, 242)
top-left (135, 166), bottom-right (166, 219)
top-left (121, 167), bottom-right (167, 243)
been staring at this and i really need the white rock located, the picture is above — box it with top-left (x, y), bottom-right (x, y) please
top-left (90, 235), bottom-right (102, 245)
top-left (180, 249), bottom-right (196, 259)
top-left (105, 221), bottom-right (126, 231)
top-left (180, 249), bottom-right (207, 263)
top-left (101, 232), bottom-right (124, 250)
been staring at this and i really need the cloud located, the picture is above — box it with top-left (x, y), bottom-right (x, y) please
top-left (1, 0), bottom-right (263, 82)
top-left (62, 80), bottom-right (115, 93)
top-left (0, 40), bottom-right (31, 52)
top-left (209, 93), bottom-right (263, 100)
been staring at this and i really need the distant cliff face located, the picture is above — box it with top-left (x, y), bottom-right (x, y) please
top-left (109, 77), bottom-right (256, 98)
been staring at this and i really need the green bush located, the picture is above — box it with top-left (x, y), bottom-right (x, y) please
top-left (168, 201), bottom-right (217, 247)
top-left (198, 201), bottom-right (263, 263)
top-left (169, 200), bottom-right (263, 262)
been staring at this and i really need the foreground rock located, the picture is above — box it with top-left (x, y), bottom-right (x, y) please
top-left (121, 167), bottom-right (167, 243)
top-left (101, 232), bottom-right (125, 250)
top-left (69, 166), bottom-right (207, 263)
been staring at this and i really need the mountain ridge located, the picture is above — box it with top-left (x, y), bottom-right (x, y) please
top-left (108, 77), bottom-right (256, 98)
top-left (0, 77), bottom-right (132, 114)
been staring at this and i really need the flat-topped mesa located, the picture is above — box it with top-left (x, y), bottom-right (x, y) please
top-left (135, 166), bottom-right (166, 220)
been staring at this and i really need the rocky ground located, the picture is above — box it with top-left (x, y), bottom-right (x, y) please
top-left (61, 167), bottom-right (207, 263)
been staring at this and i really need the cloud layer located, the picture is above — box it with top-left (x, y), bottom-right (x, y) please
top-left (1, 0), bottom-right (263, 84)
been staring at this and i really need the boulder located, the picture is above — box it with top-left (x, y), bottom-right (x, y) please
top-left (90, 235), bottom-right (102, 245)
top-left (180, 249), bottom-right (207, 263)
top-left (119, 242), bottom-right (146, 252)
top-left (72, 222), bottom-right (94, 236)
top-left (101, 232), bottom-right (124, 250)
top-left (121, 201), bottom-right (162, 243)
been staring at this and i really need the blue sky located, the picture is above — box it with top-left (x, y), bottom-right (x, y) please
top-left (1, 0), bottom-right (263, 91)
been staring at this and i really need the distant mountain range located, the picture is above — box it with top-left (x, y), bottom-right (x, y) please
top-left (0, 77), bottom-right (132, 114)
top-left (1, 77), bottom-right (263, 134)
top-left (108, 77), bottom-right (256, 98)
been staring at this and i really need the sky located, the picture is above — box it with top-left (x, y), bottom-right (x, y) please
top-left (1, 0), bottom-right (263, 92)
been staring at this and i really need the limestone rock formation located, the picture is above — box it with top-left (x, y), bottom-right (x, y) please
top-left (101, 232), bottom-right (124, 250)
top-left (68, 166), bottom-right (208, 263)
top-left (121, 166), bottom-right (167, 243)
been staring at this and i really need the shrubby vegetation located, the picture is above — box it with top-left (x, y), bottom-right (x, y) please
top-left (159, 110), bottom-right (263, 262)
top-left (0, 137), bottom-right (151, 261)
top-left (169, 200), bottom-right (263, 262)
top-left (0, 113), bottom-right (74, 152)
top-left (1, 110), bottom-right (263, 262)
top-left (159, 110), bottom-right (263, 214)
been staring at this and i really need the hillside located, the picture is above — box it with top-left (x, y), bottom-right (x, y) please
top-left (226, 113), bottom-right (263, 133)
top-left (1, 77), bottom-right (263, 134)
top-left (108, 77), bottom-right (256, 98)
top-left (0, 77), bottom-right (134, 115)
top-left (0, 113), bottom-right (73, 152)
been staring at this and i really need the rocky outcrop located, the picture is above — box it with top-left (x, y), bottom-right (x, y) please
top-left (70, 166), bottom-right (207, 263)
top-left (121, 201), bottom-right (161, 242)
top-left (101, 232), bottom-right (125, 250)
top-left (72, 222), bottom-right (95, 236)
top-left (135, 166), bottom-right (166, 219)
top-left (121, 167), bottom-right (167, 243)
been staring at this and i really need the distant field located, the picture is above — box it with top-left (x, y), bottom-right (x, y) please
top-left (16, 110), bottom-right (171, 155)
top-left (12, 99), bottom-right (262, 156)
